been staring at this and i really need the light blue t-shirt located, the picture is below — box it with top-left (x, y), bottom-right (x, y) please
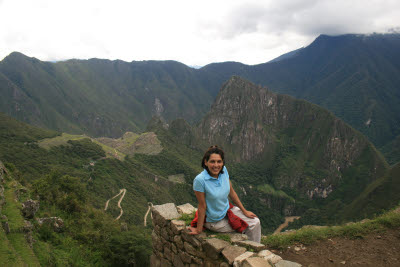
top-left (193, 166), bottom-right (230, 222)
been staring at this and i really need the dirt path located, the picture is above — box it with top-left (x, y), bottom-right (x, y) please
top-left (144, 202), bottom-right (153, 226)
top-left (104, 189), bottom-right (126, 220)
top-left (277, 227), bottom-right (400, 266)
top-left (274, 216), bottom-right (301, 234)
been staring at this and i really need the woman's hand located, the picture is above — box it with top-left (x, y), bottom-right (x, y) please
top-left (243, 210), bottom-right (257, 219)
top-left (188, 226), bottom-right (202, 235)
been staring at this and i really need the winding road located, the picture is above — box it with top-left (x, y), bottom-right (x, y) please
top-left (104, 189), bottom-right (127, 220)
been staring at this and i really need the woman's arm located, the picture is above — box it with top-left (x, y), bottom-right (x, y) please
top-left (188, 191), bottom-right (206, 235)
top-left (229, 181), bottom-right (257, 218)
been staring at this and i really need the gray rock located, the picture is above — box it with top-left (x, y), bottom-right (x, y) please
top-left (221, 245), bottom-right (247, 265)
top-left (274, 260), bottom-right (302, 267)
top-left (23, 220), bottom-right (34, 233)
top-left (164, 247), bottom-right (173, 261)
top-left (181, 228), bottom-right (203, 247)
top-left (227, 233), bottom-right (248, 243)
top-left (150, 254), bottom-right (161, 267)
top-left (152, 203), bottom-right (180, 226)
top-left (235, 240), bottom-right (266, 252)
top-left (160, 257), bottom-right (172, 267)
top-left (152, 231), bottom-right (163, 252)
top-left (258, 250), bottom-right (282, 264)
top-left (177, 203), bottom-right (196, 215)
top-left (184, 241), bottom-right (205, 258)
top-left (203, 238), bottom-right (230, 260)
top-left (233, 251), bottom-right (254, 267)
top-left (161, 226), bottom-right (170, 241)
top-left (21, 199), bottom-right (40, 219)
top-left (0, 185), bottom-right (5, 207)
top-left (36, 217), bottom-right (64, 232)
top-left (173, 253), bottom-right (185, 267)
top-left (242, 257), bottom-right (272, 267)
top-left (180, 251), bottom-right (192, 264)
top-left (171, 219), bottom-right (186, 235)
top-left (171, 242), bottom-right (178, 254)
top-left (174, 235), bottom-right (184, 250)
top-left (2, 221), bottom-right (10, 234)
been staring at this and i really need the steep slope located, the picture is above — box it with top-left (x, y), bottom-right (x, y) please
top-left (196, 76), bottom-right (388, 225)
top-left (1, 33), bottom-right (400, 150)
top-left (340, 162), bottom-right (400, 220)
top-left (200, 34), bottom-right (400, 149)
top-left (0, 52), bottom-right (212, 137)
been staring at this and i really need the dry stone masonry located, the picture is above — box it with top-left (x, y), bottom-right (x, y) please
top-left (151, 203), bottom-right (302, 267)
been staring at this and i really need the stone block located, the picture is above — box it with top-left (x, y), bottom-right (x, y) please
top-left (182, 228), bottom-right (203, 247)
top-left (174, 235), bottom-right (184, 250)
top-left (177, 203), bottom-right (196, 215)
top-left (242, 257), bottom-right (272, 267)
top-left (160, 257), bottom-right (172, 267)
top-left (220, 262), bottom-right (230, 267)
top-left (152, 231), bottom-right (163, 252)
top-left (161, 226), bottom-right (170, 241)
top-left (171, 219), bottom-right (186, 235)
top-left (173, 253), bottom-right (185, 267)
top-left (274, 260), bottom-right (302, 267)
top-left (233, 251), bottom-right (254, 267)
top-left (258, 250), bottom-right (282, 264)
top-left (152, 203), bottom-right (180, 226)
top-left (221, 245), bottom-right (247, 265)
top-left (227, 233), bottom-right (248, 243)
top-left (184, 241), bottom-right (205, 258)
top-left (203, 238), bottom-right (230, 260)
top-left (150, 254), bottom-right (161, 267)
top-left (171, 243), bottom-right (178, 254)
top-left (180, 251), bottom-right (192, 264)
top-left (235, 240), bottom-right (266, 252)
top-left (164, 247), bottom-right (173, 261)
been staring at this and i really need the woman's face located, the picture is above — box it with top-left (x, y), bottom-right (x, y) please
top-left (204, 153), bottom-right (223, 178)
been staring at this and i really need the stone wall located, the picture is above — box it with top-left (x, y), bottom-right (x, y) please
top-left (150, 203), bottom-right (302, 267)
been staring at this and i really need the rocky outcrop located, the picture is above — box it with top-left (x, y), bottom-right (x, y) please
top-left (196, 76), bottom-right (387, 199)
top-left (150, 202), bottom-right (302, 267)
top-left (36, 217), bottom-right (64, 232)
top-left (21, 199), bottom-right (40, 219)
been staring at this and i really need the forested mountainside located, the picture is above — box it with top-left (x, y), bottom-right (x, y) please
top-left (194, 76), bottom-right (388, 225)
top-left (200, 34), bottom-right (400, 152)
top-left (0, 75), bottom-right (397, 265)
top-left (0, 52), bottom-right (213, 137)
top-left (0, 111), bottom-right (202, 265)
top-left (1, 34), bottom-right (400, 165)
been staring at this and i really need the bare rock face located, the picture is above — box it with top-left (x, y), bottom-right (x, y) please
top-left (0, 161), bottom-right (7, 184)
top-left (36, 217), bottom-right (64, 232)
top-left (196, 76), bottom-right (386, 198)
top-left (1, 215), bottom-right (10, 234)
top-left (21, 199), bottom-right (40, 219)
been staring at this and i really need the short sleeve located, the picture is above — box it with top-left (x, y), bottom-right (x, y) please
top-left (193, 176), bottom-right (205, 192)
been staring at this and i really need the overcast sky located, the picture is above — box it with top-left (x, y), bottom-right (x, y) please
top-left (0, 0), bottom-right (399, 66)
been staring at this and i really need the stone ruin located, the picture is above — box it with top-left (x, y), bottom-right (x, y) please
top-left (151, 203), bottom-right (302, 267)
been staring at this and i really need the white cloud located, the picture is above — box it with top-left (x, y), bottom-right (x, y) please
top-left (0, 0), bottom-right (399, 66)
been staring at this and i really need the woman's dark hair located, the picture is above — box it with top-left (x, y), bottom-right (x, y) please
top-left (201, 145), bottom-right (225, 175)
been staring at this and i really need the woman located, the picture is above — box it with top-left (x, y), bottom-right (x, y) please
top-left (188, 145), bottom-right (261, 243)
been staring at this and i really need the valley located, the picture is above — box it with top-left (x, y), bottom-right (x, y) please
top-left (1, 33), bottom-right (400, 266)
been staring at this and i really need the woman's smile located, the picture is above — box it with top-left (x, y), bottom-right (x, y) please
top-left (205, 153), bottom-right (223, 178)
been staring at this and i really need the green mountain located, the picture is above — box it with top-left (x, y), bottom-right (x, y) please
top-left (0, 52), bottom-right (213, 137)
top-left (1, 33), bottom-right (400, 160)
top-left (195, 76), bottom-right (388, 226)
top-left (0, 111), bottom-right (201, 265)
top-left (200, 34), bottom-right (400, 151)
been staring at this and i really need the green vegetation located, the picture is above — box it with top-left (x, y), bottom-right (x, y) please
top-left (262, 206), bottom-right (400, 249)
